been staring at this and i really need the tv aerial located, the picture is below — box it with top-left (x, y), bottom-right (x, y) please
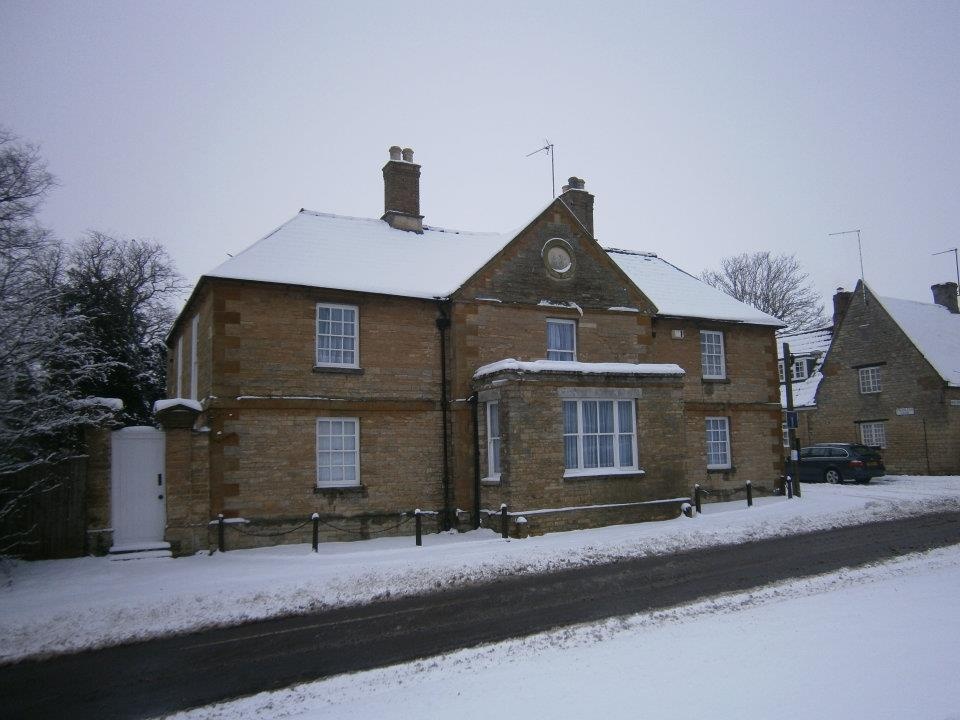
top-left (829, 229), bottom-right (866, 303)
top-left (526, 139), bottom-right (555, 199)
top-left (932, 248), bottom-right (959, 294)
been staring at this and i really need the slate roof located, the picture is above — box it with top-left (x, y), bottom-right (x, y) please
top-left (605, 249), bottom-right (783, 326)
top-left (206, 210), bottom-right (510, 299)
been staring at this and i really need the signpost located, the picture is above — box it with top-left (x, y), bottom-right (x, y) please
top-left (782, 342), bottom-right (802, 498)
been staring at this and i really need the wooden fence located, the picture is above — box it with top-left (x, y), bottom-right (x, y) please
top-left (0, 458), bottom-right (87, 559)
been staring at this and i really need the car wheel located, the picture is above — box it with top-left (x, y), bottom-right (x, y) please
top-left (824, 468), bottom-right (842, 484)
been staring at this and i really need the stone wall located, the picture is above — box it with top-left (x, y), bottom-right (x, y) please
top-left (206, 279), bottom-right (441, 400)
top-left (84, 427), bottom-right (113, 553)
top-left (474, 369), bottom-right (689, 526)
top-left (167, 285), bottom-right (214, 401)
top-left (649, 318), bottom-right (783, 496)
top-left (162, 426), bottom-right (212, 554)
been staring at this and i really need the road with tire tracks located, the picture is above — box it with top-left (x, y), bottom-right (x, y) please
top-left (2, 511), bottom-right (958, 719)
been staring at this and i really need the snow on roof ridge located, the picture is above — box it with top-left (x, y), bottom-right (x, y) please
top-left (604, 247), bottom-right (658, 258)
top-left (877, 293), bottom-right (941, 310)
top-left (296, 208), bottom-right (502, 237)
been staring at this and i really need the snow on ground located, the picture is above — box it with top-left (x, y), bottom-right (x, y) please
top-left (1, 476), bottom-right (959, 664)
top-left (165, 544), bottom-right (960, 720)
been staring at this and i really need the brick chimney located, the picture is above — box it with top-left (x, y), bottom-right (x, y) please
top-left (559, 176), bottom-right (594, 236)
top-left (382, 145), bottom-right (423, 233)
top-left (931, 282), bottom-right (959, 313)
top-left (832, 287), bottom-right (853, 328)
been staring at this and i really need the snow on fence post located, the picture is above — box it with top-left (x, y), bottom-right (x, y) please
top-left (694, 485), bottom-right (702, 514)
top-left (746, 480), bottom-right (753, 508)
top-left (217, 514), bottom-right (225, 553)
top-left (312, 513), bottom-right (320, 552)
top-left (415, 509), bottom-right (422, 547)
top-left (500, 503), bottom-right (508, 539)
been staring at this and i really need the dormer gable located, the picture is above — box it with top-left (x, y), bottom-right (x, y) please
top-left (452, 195), bottom-right (656, 314)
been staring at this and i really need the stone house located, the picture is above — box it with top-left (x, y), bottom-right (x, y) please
top-left (136, 147), bottom-right (784, 554)
top-left (797, 281), bottom-right (960, 475)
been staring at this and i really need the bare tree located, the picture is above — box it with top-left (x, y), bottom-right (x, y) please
top-left (61, 232), bottom-right (186, 423)
top-left (0, 128), bottom-right (56, 230)
top-left (700, 252), bottom-right (827, 330)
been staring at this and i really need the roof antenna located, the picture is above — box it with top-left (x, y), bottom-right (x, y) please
top-left (526, 139), bottom-right (555, 199)
top-left (932, 248), bottom-right (960, 296)
top-left (829, 229), bottom-right (866, 304)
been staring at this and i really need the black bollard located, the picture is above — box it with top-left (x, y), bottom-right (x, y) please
top-left (746, 480), bottom-right (753, 507)
top-left (415, 509), bottom-right (422, 547)
top-left (786, 474), bottom-right (793, 499)
top-left (217, 513), bottom-right (225, 553)
top-left (312, 513), bottom-right (319, 552)
top-left (694, 484), bottom-right (702, 514)
top-left (500, 504), bottom-right (508, 539)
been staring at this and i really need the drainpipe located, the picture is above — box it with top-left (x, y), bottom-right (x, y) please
top-left (469, 393), bottom-right (481, 529)
top-left (435, 301), bottom-right (452, 530)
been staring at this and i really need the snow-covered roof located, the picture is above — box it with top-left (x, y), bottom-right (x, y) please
top-left (876, 294), bottom-right (960, 387)
top-left (206, 210), bottom-right (511, 299)
top-left (474, 359), bottom-right (685, 379)
top-left (605, 249), bottom-right (784, 327)
top-left (203, 210), bottom-right (784, 328)
top-left (153, 398), bottom-right (203, 413)
top-left (776, 326), bottom-right (833, 408)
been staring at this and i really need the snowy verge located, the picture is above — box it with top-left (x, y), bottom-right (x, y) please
top-left (162, 545), bottom-right (960, 720)
top-left (1, 476), bottom-right (959, 664)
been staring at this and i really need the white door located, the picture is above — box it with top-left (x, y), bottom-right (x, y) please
top-left (111, 426), bottom-right (167, 551)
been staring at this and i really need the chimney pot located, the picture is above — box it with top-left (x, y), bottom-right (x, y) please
top-left (402, 147), bottom-right (414, 162)
top-left (558, 176), bottom-right (594, 236)
top-left (931, 282), bottom-right (959, 314)
top-left (832, 288), bottom-right (854, 328)
top-left (389, 145), bottom-right (402, 161)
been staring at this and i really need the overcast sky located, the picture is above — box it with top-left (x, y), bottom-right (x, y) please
top-left (2, 1), bottom-right (958, 311)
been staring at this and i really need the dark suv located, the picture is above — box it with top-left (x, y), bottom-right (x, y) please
top-left (798, 443), bottom-right (886, 484)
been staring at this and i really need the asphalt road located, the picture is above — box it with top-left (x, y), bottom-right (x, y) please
top-left (2, 511), bottom-right (959, 720)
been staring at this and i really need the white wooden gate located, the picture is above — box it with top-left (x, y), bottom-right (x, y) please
top-left (110, 426), bottom-right (167, 552)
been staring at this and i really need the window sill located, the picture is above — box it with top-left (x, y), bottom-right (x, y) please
top-left (314, 485), bottom-right (366, 495)
top-left (313, 366), bottom-right (364, 375)
top-left (480, 475), bottom-right (501, 486)
top-left (707, 466), bottom-right (735, 474)
top-left (701, 378), bottom-right (730, 384)
top-left (563, 468), bottom-right (646, 480)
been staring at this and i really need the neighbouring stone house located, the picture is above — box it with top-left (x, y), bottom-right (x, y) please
top-left (794, 281), bottom-right (960, 475)
top-left (133, 147), bottom-right (784, 554)
top-left (776, 324), bottom-right (833, 449)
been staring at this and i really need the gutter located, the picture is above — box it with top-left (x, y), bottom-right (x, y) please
top-left (435, 300), bottom-right (452, 530)
top-left (470, 393), bottom-right (480, 529)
